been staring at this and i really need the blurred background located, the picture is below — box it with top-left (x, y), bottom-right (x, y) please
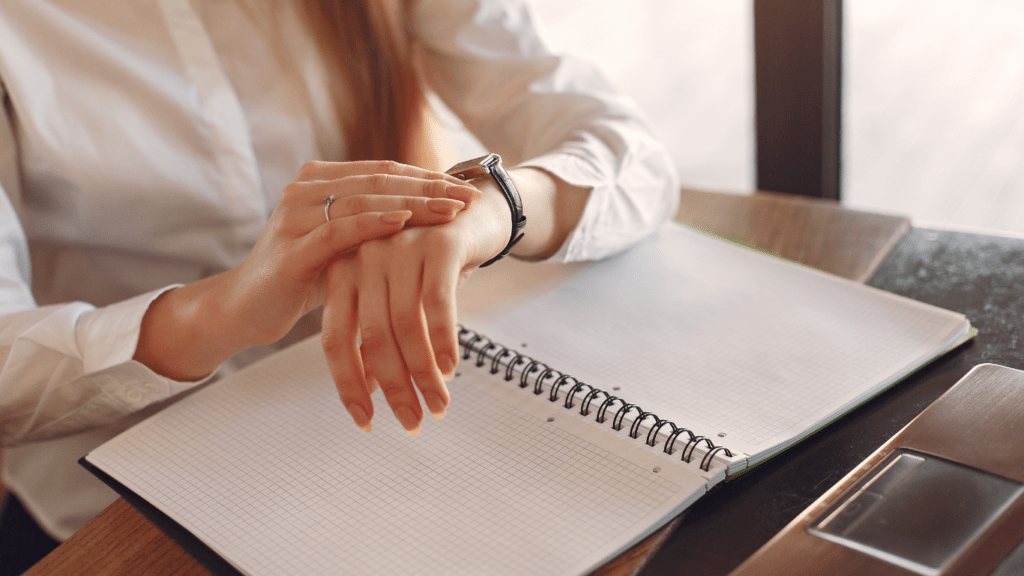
top-left (448, 0), bottom-right (1024, 235)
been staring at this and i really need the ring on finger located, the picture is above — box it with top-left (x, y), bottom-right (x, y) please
top-left (324, 195), bottom-right (336, 223)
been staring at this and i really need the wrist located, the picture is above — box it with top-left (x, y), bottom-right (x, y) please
top-left (446, 154), bottom-right (525, 267)
top-left (463, 177), bottom-right (514, 267)
top-left (134, 272), bottom-right (252, 381)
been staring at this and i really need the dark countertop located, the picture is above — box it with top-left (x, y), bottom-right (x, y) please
top-left (641, 227), bottom-right (1024, 576)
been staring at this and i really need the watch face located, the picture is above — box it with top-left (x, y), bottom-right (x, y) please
top-left (445, 154), bottom-right (500, 179)
top-left (448, 166), bottom-right (486, 181)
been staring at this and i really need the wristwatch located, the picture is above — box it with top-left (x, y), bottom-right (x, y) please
top-left (446, 153), bottom-right (526, 267)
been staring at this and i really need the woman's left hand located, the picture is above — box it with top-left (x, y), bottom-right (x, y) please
top-left (319, 179), bottom-right (513, 435)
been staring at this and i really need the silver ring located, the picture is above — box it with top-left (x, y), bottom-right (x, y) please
top-left (324, 195), bottom-right (335, 223)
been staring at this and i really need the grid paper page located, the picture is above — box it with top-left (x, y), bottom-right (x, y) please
top-left (478, 223), bottom-right (968, 458)
top-left (87, 337), bottom-right (699, 576)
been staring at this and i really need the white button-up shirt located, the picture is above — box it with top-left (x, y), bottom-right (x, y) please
top-left (0, 0), bottom-right (678, 539)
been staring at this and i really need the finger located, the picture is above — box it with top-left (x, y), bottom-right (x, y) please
top-left (286, 177), bottom-right (481, 209)
top-left (273, 195), bottom-right (463, 241)
top-left (388, 254), bottom-right (450, 421)
top-left (296, 159), bottom-right (470, 188)
top-left (338, 174), bottom-right (481, 205)
top-left (357, 252), bottom-right (424, 436)
top-left (361, 355), bottom-right (380, 394)
top-left (291, 211), bottom-right (412, 277)
top-left (420, 240), bottom-right (463, 384)
top-left (321, 266), bottom-right (374, 433)
top-left (328, 195), bottom-right (466, 226)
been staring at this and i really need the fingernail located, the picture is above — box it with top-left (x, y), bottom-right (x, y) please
top-left (423, 392), bottom-right (448, 420)
top-left (395, 406), bottom-right (421, 437)
top-left (347, 404), bottom-right (373, 433)
top-left (380, 210), bottom-right (412, 225)
top-left (426, 198), bottom-right (464, 216)
top-left (437, 354), bottom-right (458, 380)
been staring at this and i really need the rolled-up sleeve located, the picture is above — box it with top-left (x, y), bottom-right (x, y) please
top-left (0, 286), bottom-right (206, 446)
top-left (412, 0), bottom-right (680, 262)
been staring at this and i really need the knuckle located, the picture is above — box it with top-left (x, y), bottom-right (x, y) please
top-left (320, 329), bottom-right (347, 358)
top-left (298, 160), bottom-right (324, 181)
top-left (355, 237), bottom-right (387, 260)
top-left (389, 229), bottom-right (417, 250)
top-left (421, 280), bottom-right (450, 309)
top-left (358, 324), bottom-right (390, 351)
top-left (376, 174), bottom-right (397, 195)
top-left (391, 309), bottom-right (423, 337)
top-left (281, 181), bottom-right (305, 203)
top-left (427, 178), bottom-right (447, 198)
top-left (366, 174), bottom-right (385, 196)
top-left (378, 159), bottom-right (401, 174)
top-left (354, 194), bottom-right (373, 212)
top-left (337, 194), bottom-right (369, 214)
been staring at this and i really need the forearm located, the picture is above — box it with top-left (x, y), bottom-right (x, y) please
top-left (505, 167), bottom-right (591, 261)
top-left (417, 0), bottom-right (679, 263)
top-left (133, 271), bottom-right (251, 382)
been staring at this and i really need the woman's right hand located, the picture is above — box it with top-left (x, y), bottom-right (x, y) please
top-left (225, 160), bottom-right (483, 348)
top-left (133, 160), bottom-right (481, 383)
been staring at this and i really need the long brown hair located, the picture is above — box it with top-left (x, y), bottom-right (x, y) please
top-left (299, 0), bottom-right (430, 165)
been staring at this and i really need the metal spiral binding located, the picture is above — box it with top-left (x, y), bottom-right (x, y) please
top-left (490, 348), bottom-right (515, 375)
top-left (476, 342), bottom-right (497, 368)
top-left (534, 367), bottom-right (558, 395)
top-left (519, 360), bottom-right (548, 390)
top-left (580, 388), bottom-right (611, 417)
top-left (504, 353), bottom-right (527, 382)
top-left (457, 327), bottom-right (734, 472)
top-left (564, 381), bottom-right (594, 410)
top-left (647, 419), bottom-right (678, 447)
top-left (629, 411), bottom-right (659, 440)
top-left (664, 427), bottom-right (696, 455)
top-left (595, 396), bottom-right (622, 424)
top-left (549, 374), bottom-right (578, 403)
top-left (612, 403), bottom-right (641, 432)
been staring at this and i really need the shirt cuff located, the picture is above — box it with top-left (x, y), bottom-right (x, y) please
top-left (517, 149), bottom-right (678, 264)
top-left (73, 285), bottom-right (212, 399)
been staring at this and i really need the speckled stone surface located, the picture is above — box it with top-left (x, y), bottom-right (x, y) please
top-left (641, 228), bottom-right (1024, 576)
top-left (868, 228), bottom-right (1024, 371)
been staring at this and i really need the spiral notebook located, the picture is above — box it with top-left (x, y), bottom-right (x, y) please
top-left (84, 223), bottom-right (972, 576)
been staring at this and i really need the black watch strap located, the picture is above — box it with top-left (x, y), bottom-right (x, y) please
top-left (446, 153), bottom-right (526, 267)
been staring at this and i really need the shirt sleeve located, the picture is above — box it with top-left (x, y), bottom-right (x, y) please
top-left (411, 0), bottom-right (680, 262)
top-left (0, 84), bottom-right (204, 447)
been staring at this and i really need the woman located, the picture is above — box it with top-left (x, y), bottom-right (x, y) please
top-left (0, 0), bottom-right (678, 570)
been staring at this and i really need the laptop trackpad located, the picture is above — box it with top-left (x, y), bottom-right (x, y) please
top-left (809, 449), bottom-right (1023, 575)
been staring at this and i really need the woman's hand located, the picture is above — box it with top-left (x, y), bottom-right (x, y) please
top-left (134, 161), bottom-right (481, 382)
top-left (320, 179), bottom-right (514, 435)
top-left (225, 161), bottom-right (482, 347)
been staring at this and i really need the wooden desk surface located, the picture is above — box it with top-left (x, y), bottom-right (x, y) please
top-left (24, 190), bottom-right (913, 576)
